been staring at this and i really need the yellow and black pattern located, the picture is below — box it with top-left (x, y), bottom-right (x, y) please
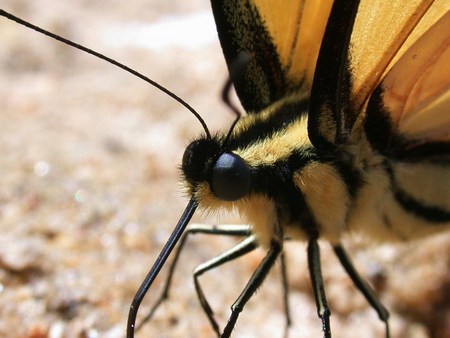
top-left (2, 0), bottom-right (448, 337)
top-left (137, 0), bottom-right (450, 336)
top-left (179, 0), bottom-right (449, 335)
top-left (210, 0), bottom-right (333, 112)
top-left (201, 0), bottom-right (450, 242)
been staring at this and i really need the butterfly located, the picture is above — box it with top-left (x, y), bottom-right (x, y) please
top-left (1, 0), bottom-right (449, 337)
top-left (127, 0), bottom-right (450, 337)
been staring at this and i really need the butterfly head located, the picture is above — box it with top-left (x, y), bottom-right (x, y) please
top-left (181, 132), bottom-right (252, 207)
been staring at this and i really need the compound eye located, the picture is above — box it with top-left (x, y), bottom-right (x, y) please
top-left (211, 153), bottom-right (251, 201)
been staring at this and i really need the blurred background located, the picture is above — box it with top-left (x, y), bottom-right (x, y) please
top-left (0, 1), bottom-right (448, 337)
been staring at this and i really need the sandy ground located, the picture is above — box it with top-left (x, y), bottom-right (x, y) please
top-left (0, 1), bottom-right (449, 338)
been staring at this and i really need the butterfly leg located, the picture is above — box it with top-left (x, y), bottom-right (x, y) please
top-left (193, 235), bottom-right (259, 336)
top-left (220, 240), bottom-right (282, 338)
top-left (280, 250), bottom-right (292, 338)
top-left (307, 239), bottom-right (332, 338)
top-left (138, 224), bottom-right (251, 330)
top-left (333, 245), bottom-right (390, 338)
top-left (194, 236), bottom-right (291, 337)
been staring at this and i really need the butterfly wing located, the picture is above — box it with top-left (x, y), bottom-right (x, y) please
top-left (210, 0), bottom-right (333, 113)
top-left (366, 9), bottom-right (450, 150)
top-left (308, 0), bottom-right (448, 148)
top-left (363, 9), bottom-right (450, 226)
top-left (211, 0), bottom-right (448, 146)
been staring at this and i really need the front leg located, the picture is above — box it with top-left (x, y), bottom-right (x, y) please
top-left (137, 224), bottom-right (251, 331)
top-left (221, 240), bottom-right (282, 337)
top-left (193, 235), bottom-right (259, 336)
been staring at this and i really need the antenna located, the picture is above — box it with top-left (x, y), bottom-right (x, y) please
top-left (0, 9), bottom-right (211, 139)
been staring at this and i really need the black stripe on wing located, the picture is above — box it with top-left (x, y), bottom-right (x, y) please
top-left (211, 0), bottom-right (292, 113)
top-left (365, 87), bottom-right (450, 163)
top-left (308, 0), bottom-right (359, 149)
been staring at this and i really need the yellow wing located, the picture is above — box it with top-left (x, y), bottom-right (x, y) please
top-left (253, 0), bottom-right (333, 89)
top-left (349, 0), bottom-right (449, 112)
top-left (211, 0), bottom-right (449, 148)
top-left (308, 0), bottom-right (449, 147)
top-left (210, 0), bottom-right (332, 112)
top-left (377, 10), bottom-right (450, 144)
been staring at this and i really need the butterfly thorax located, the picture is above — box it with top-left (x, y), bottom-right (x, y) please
top-left (181, 94), bottom-right (366, 247)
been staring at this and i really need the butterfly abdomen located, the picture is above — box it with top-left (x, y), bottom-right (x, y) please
top-left (341, 111), bottom-right (450, 242)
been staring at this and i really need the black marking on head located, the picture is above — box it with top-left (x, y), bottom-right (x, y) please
top-left (182, 138), bottom-right (221, 183)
